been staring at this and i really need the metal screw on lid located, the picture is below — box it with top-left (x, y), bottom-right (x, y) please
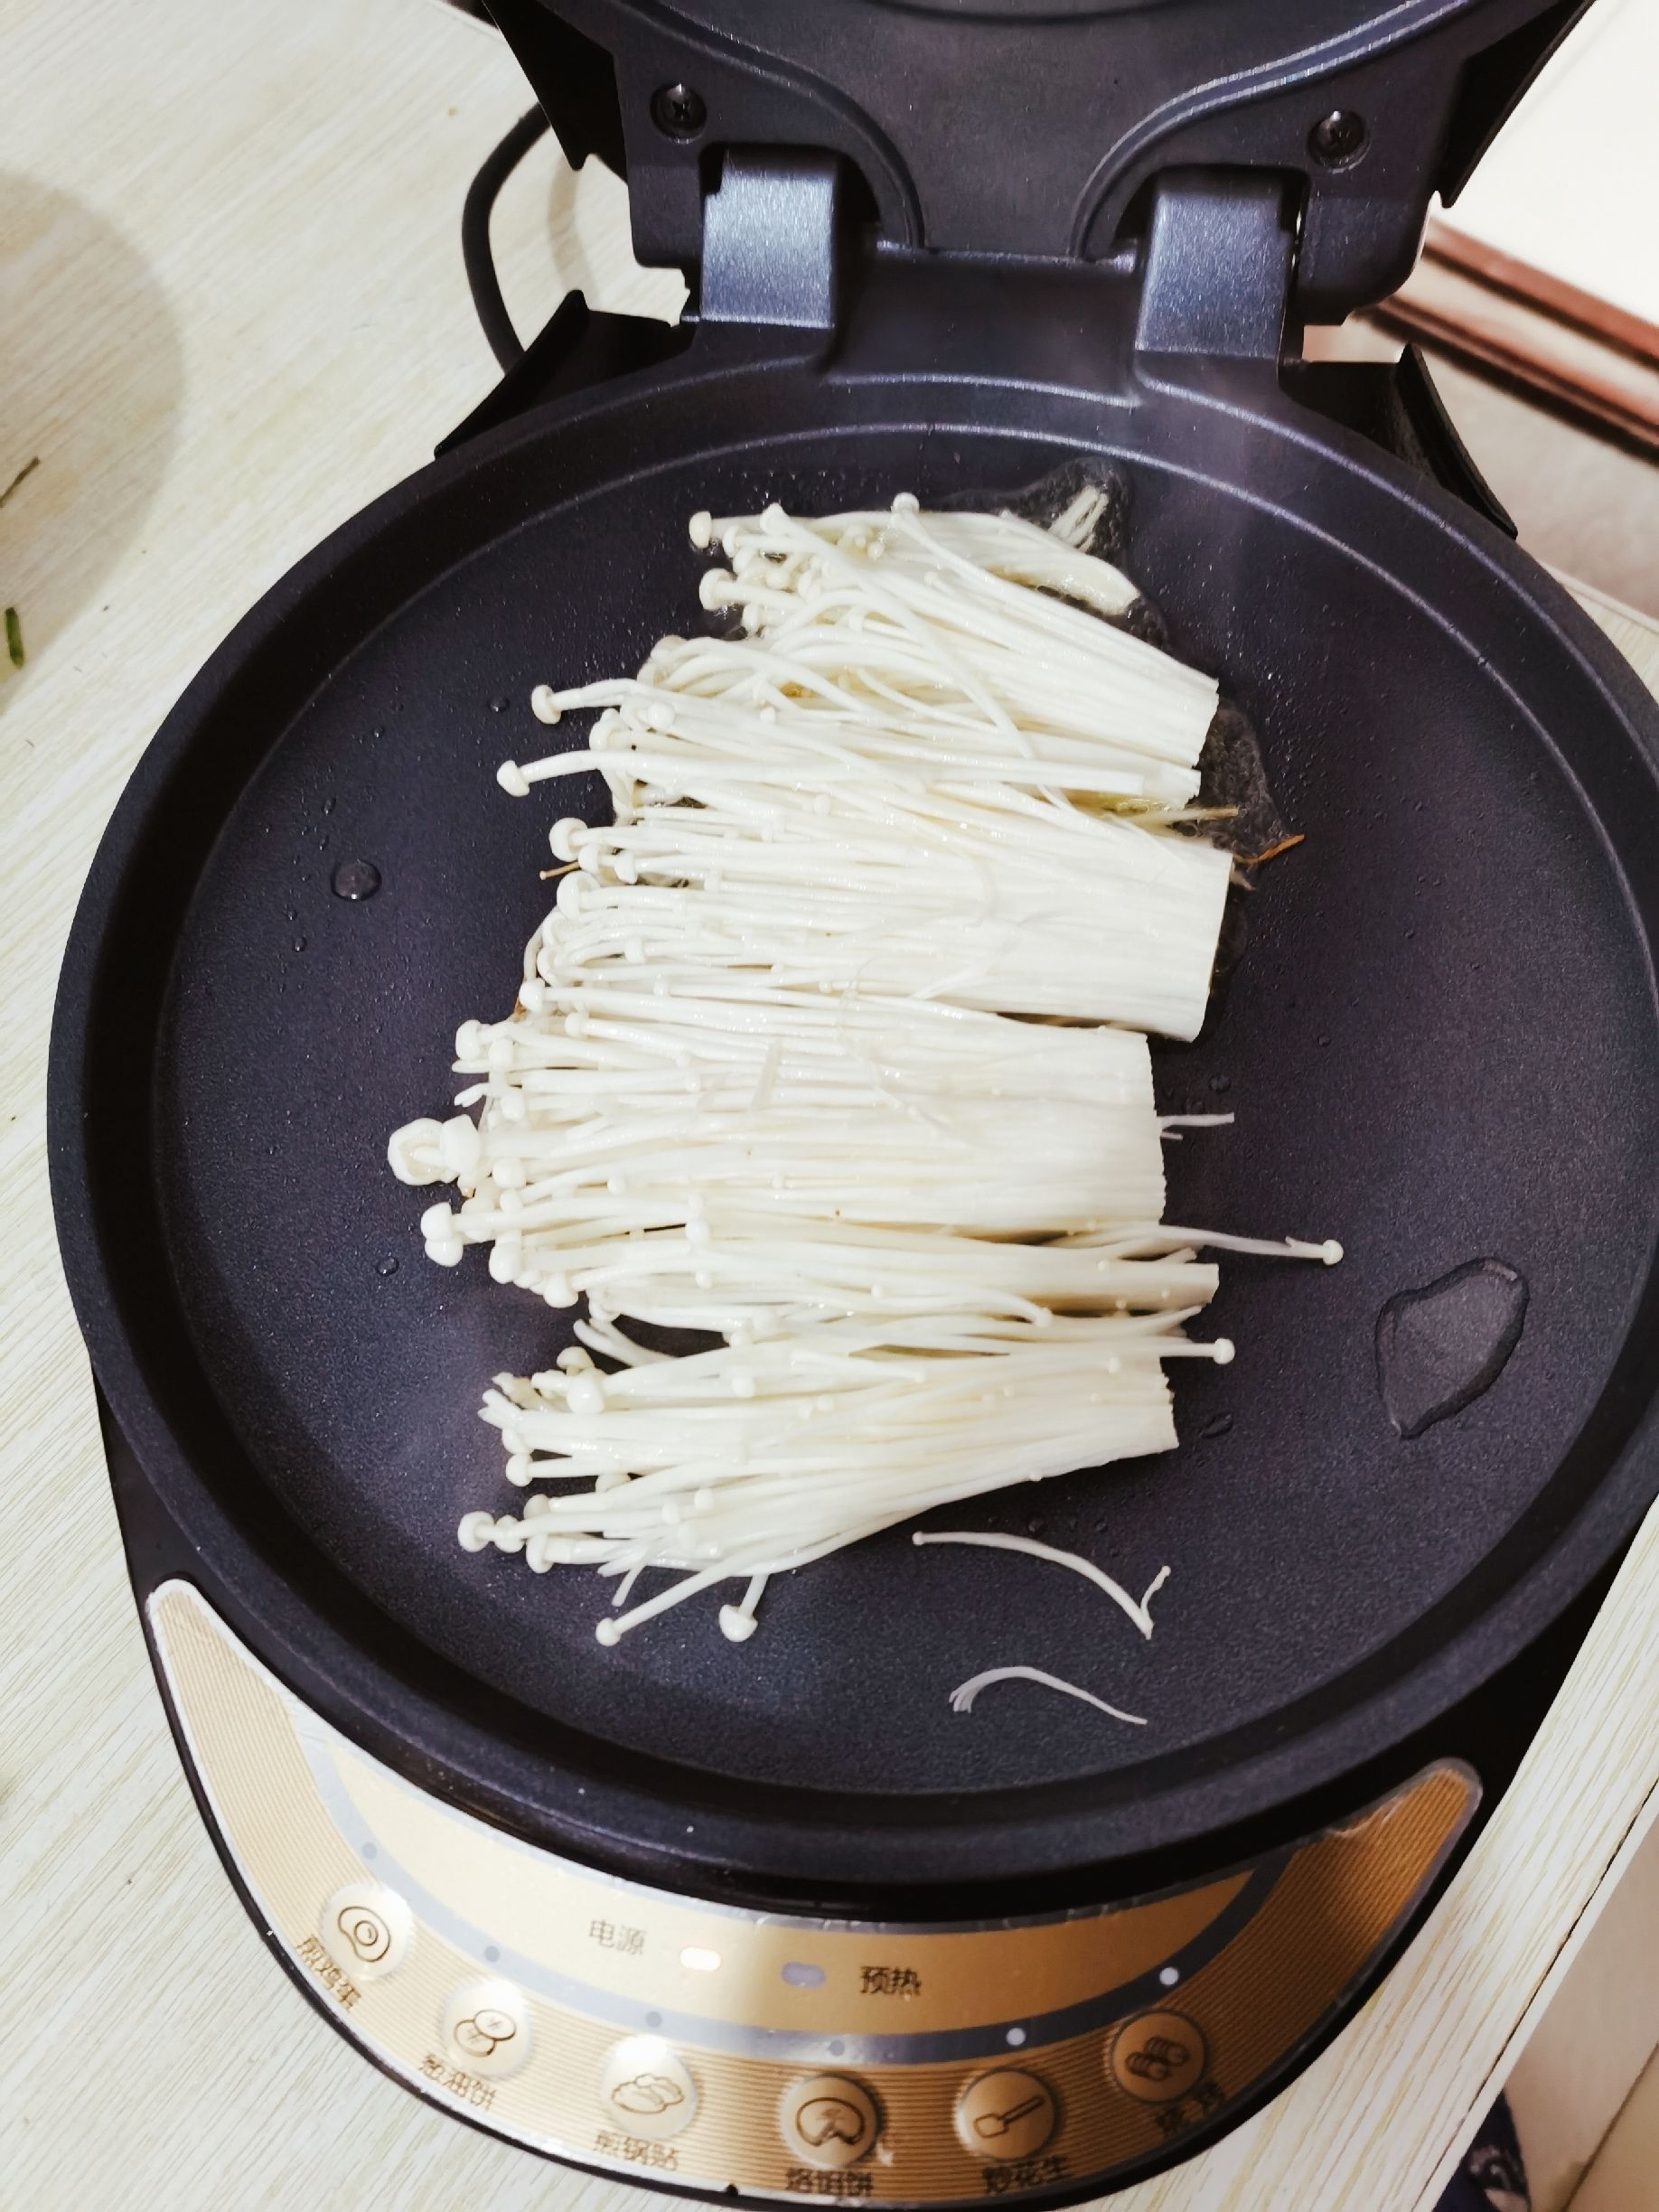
top-left (1308, 109), bottom-right (1368, 168)
top-left (651, 82), bottom-right (706, 140)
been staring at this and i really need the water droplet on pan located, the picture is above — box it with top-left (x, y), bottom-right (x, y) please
top-left (333, 858), bottom-right (381, 901)
top-left (1375, 1259), bottom-right (1528, 1439)
top-left (1200, 1412), bottom-right (1233, 1440)
top-left (378, 1257), bottom-right (399, 1278)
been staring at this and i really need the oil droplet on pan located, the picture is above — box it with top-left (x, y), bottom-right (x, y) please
top-left (1375, 1259), bottom-right (1528, 1439)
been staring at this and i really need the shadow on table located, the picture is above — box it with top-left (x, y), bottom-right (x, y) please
top-left (0, 174), bottom-right (183, 707)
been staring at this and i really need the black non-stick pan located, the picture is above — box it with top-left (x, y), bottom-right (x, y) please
top-left (50, 229), bottom-right (1659, 1914)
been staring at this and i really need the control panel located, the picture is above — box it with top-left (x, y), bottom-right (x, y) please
top-left (149, 1583), bottom-right (1476, 2203)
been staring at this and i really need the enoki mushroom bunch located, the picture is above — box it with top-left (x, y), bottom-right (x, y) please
top-left (494, 498), bottom-right (1229, 1039)
top-left (390, 492), bottom-right (1337, 1646)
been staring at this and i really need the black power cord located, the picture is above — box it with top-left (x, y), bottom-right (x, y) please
top-left (462, 107), bottom-right (552, 370)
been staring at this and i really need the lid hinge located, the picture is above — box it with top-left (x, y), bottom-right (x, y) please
top-left (1133, 172), bottom-right (1295, 367)
top-left (699, 150), bottom-right (843, 332)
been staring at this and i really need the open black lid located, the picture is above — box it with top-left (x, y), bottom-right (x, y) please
top-left (488, 0), bottom-right (1589, 323)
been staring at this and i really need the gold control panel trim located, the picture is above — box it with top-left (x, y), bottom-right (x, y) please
top-left (148, 1581), bottom-right (1477, 2203)
top-left (304, 1722), bottom-right (1261, 2065)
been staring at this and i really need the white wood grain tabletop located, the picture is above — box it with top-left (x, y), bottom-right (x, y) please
top-left (1437, 0), bottom-right (1659, 347)
top-left (3, 4), bottom-right (1655, 2208)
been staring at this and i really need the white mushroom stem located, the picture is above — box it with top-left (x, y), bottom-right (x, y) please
top-left (949, 1666), bottom-right (1147, 1726)
top-left (912, 1531), bottom-right (1171, 1638)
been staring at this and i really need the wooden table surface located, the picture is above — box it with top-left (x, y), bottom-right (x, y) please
top-left (4, 4), bottom-right (1657, 2207)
